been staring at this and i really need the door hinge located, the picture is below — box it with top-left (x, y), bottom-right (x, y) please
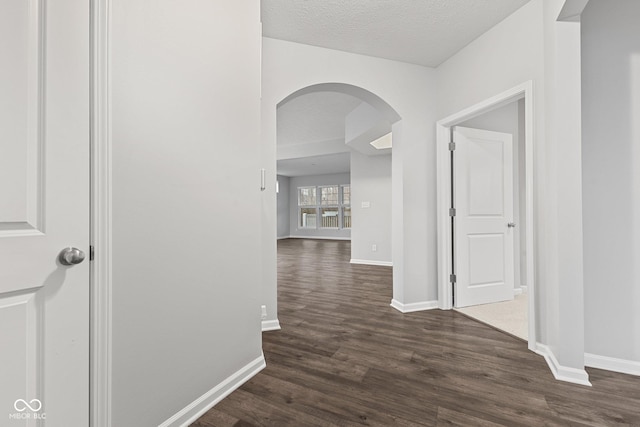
top-left (449, 208), bottom-right (456, 217)
top-left (450, 274), bottom-right (456, 284)
top-left (448, 142), bottom-right (456, 151)
top-left (90, 245), bottom-right (95, 261)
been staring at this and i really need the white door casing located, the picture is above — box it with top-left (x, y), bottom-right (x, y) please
top-left (454, 127), bottom-right (514, 308)
top-left (0, 0), bottom-right (90, 425)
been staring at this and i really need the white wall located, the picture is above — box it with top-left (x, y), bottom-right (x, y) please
top-left (288, 173), bottom-right (351, 239)
top-left (261, 37), bottom-right (438, 325)
top-left (277, 175), bottom-right (290, 239)
top-left (582, 0), bottom-right (640, 363)
top-left (350, 152), bottom-right (392, 264)
top-left (110, 1), bottom-right (263, 425)
top-left (437, 0), bottom-right (588, 377)
top-left (460, 100), bottom-right (527, 290)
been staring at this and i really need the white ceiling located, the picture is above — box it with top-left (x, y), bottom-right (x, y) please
top-left (277, 92), bottom-right (362, 177)
top-left (277, 91), bottom-right (362, 146)
top-left (270, 0), bottom-right (532, 176)
top-left (277, 152), bottom-right (351, 177)
top-left (262, 0), bottom-right (531, 67)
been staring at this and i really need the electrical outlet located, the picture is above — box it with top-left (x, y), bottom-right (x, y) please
top-left (261, 305), bottom-right (267, 320)
top-left (372, 244), bottom-right (377, 252)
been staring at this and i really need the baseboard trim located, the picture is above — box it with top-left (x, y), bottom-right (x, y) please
top-left (262, 319), bottom-right (281, 332)
top-left (535, 343), bottom-right (591, 386)
top-left (288, 235), bottom-right (351, 241)
top-left (158, 353), bottom-right (266, 427)
top-left (350, 259), bottom-right (393, 267)
top-left (585, 353), bottom-right (640, 377)
top-left (513, 288), bottom-right (523, 296)
top-left (277, 236), bottom-right (291, 240)
top-left (520, 285), bottom-right (528, 292)
top-left (390, 299), bottom-right (439, 313)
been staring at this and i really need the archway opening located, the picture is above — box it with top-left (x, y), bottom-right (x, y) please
top-left (274, 82), bottom-right (403, 324)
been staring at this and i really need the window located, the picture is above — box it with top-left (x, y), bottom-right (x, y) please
top-left (297, 184), bottom-right (351, 230)
top-left (299, 207), bottom-right (317, 228)
top-left (298, 186), bottom-right (316, 206)
top-left (342, 185), bottom-right (351, 229)
top-left (319, 186), bottom-right (339, 228)
top-left (297, 187), bottom-right (317, 228)
top-left (320, 185), bottom-right (339, 206)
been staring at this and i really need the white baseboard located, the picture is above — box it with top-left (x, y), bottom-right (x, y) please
top-left (390, 299), bottom-right (439, 313)
top-left (158, 354), bottom-right (266, 427)
top-left (535, 343), bottom-right (591, 386)
top-left (520, 285), bottom-right (528, 293)
top-left (288, 235), bottom-right (351, 241)
top-left (350, 259), bottom-right (393, 267)
top-left (513, 288), bottom-right (523, 296)
top-left (585, 353), bottom-right (640, 377)
top-left (262, 319), bottom-right (281, 332)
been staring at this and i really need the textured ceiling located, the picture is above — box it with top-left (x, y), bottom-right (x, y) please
top-left (262, 0), bottom-right (531, 67)
top-left (277, 91), bottom-right (362, 146)
top-left (272, 0), bottom-right (533, 176)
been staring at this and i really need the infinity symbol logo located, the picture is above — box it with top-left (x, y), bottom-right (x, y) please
top-left (14, 399), bottom-right (42, 412)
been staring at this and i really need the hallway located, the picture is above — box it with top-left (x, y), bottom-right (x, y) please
top-left (193, 239), bottom-right (640, 426)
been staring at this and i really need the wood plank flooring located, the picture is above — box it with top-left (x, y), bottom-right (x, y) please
top-left (192, 238), bottom-right (640, 426)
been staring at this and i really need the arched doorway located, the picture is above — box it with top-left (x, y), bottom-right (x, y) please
top-left (263, 82), bottom-right (404, 331)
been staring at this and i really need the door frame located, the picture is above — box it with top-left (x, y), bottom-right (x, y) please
top-left (90, 0), bottom-right (113, 425)
top-left (435, 81), bottom-right (536, 351)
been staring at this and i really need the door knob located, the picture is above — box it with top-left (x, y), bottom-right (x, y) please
top-left (59, 247), bottom-right (86, 265)
top-left (507, 222), bottom-right (516, 228)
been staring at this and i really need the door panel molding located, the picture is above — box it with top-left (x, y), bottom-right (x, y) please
top-left (0, 290), bottom-right (42, 422)
top-left (0, 0), bottom-right (45, 237)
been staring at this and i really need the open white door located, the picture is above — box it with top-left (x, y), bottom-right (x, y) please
top-left (454, 126), bottom-right (514, 308)
top-left (0, 0), bottom-right (89, 425)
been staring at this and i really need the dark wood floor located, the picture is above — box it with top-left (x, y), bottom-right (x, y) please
top-left (193, 239), bottom-right (640, 426)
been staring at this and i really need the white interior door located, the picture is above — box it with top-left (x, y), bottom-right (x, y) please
top-left (0, 0), bottom-right (89, 425)
top-left (454, 126), bottom-right (514, 308)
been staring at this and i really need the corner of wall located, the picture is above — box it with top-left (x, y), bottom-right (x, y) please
top-left (535, 343), bottom-right (591, 386)
top-left (390, 299), bottom-right (439, 313)
top-left (261, 319), bottom-right (281, 332)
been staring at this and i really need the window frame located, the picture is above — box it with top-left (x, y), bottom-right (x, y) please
top-left (296, 184), bottom-right (351, 230)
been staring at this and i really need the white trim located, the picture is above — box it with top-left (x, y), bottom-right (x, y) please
top-left (390, 299), bottom-right (439, 313)
top-left (585, 353), bottom-right (640, 377)
top-left (520, 285), bottom-right (528, 293)
top-left (261, 320), bottom-right (281, 331)
top-left (535, 343), bottom-right (591, 386)
top-left (91, 1), bottom-right (113, 426)
top-left (513, 288), bottom-right (523, 296)
top-left (350, 259), bottom-right (393, 267)
top-left (277, 236), bottom-right (291, 240)
top-left (288, 235), bottom-right (351, 241)
top-left (158, 354), bottom-right (266, 427)
top-left (436, 81), bottom-right (537, 352)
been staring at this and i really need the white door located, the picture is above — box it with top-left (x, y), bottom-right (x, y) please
top-left (454, 127), bottom-right (514, 308)
top-left (0, 0), bottom-right (89, 425)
